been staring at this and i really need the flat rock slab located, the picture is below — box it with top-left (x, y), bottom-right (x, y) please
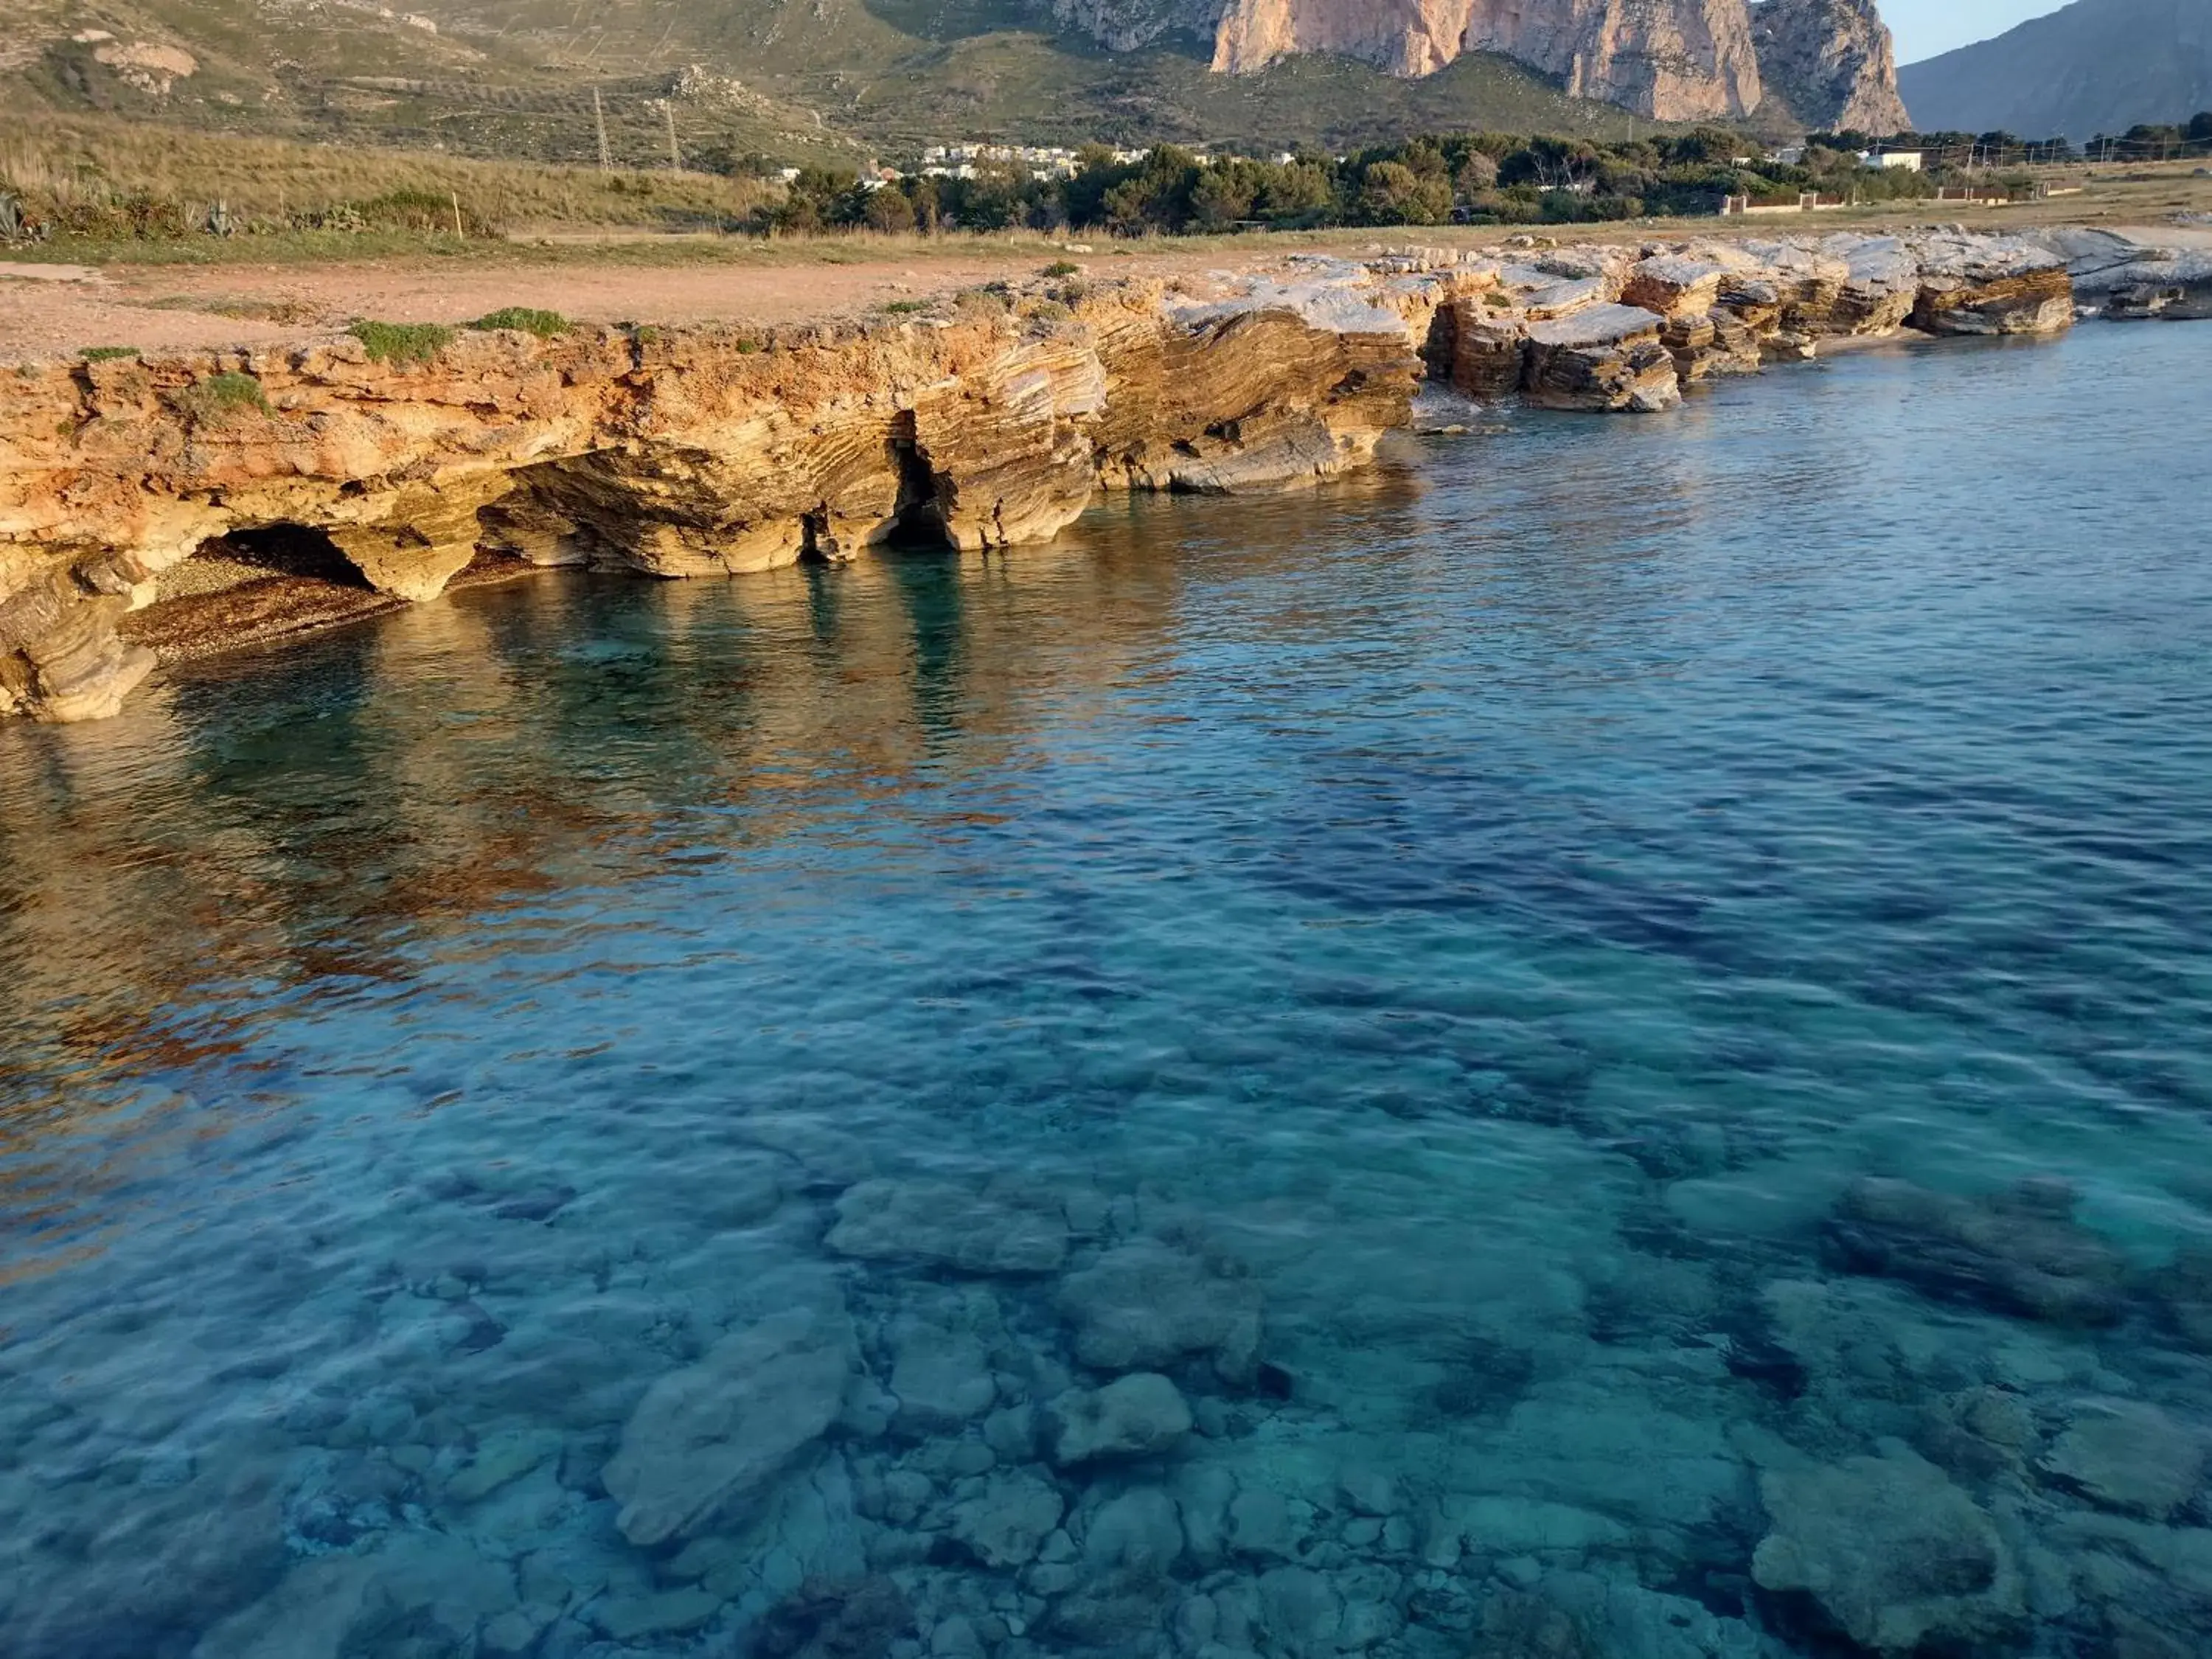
top-left (1526, 305), bottom-right (1667, 349)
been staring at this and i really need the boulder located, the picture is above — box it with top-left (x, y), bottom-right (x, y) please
top-left (1045, 1372), bottom-right (1192, 1465)
top-left (1753, 1447), bottom-right (2024, 1653)
top-left (949, 1471), bottom-right (1066, 1568)
top-left (1821, 1175), bottom-right (2129, 1325)
top-left (888, 1320), bottom-right (998, 1434)
top-left (1256, 1566), bottom-right (1343, 1659)
top-left (1523, 306), bottom-right (1681, 414)
top-left (1055, 1239), bottom-right (1264, 1382)
top-left (753, 1575), bottom-right (915, 1659)
top-left (1910, 236), bottom-right (2076, 337)
top-left (602, 1302), bottom-right (856, 1546)
top-left (825, 1178), bottom-right (1069, 1275)
top-left (1470, 1588), bottom-right (1597, 1659)
top-left (2039, 1400), bottom-right (2207, 1520)
top-left (1085, 1486), bottom-right (1186, 1579)
top-left (1622, 255), bottom-right (1729, 319)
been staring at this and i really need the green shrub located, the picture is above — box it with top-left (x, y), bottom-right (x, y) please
top-left (879, 299), bottom-right (929, 316)
top-left (470, 307), bottom-right (570, 338)
top-left (1041, 260), bottom-right (1082, 278)
top-left (349, 319), bottom-right (456, 366)
top-left (80, 346), bottom-right (141, 363)
top-left (177, 372), bottom-right (272, 423)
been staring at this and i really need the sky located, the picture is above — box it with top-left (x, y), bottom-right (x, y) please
top-left (1884, 0), bottom-right (2075, 63)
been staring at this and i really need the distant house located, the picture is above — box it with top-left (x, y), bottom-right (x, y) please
top-left (1862, 150), bottom-right (1924, 172)
top-left (1770, 145), bottom-right (1806, 166)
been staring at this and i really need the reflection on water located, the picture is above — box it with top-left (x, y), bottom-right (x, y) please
top-left (3, 327), bottom-right (2211, 1659)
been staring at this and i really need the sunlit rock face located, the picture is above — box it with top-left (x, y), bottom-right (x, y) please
top-left (1206, 0), bottom-right (1768, 119)
top-left (0, 266), bottom-right (1423, 723)
top-left (1071, 0), bottom-right (1905, 128)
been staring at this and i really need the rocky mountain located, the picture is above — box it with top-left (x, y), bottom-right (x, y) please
top-left (1174, 0), bottom-right (1905, 128)
top-left (1898, 0), bottom-right (2212, 141)
top-left (1750, 0), bottom-right (1910, 133)
top-left (7, 0), bottom-right (1908, 149)
top-left (1207, 0), bottom-right (1767, 117)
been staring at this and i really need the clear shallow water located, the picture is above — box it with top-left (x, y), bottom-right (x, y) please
top-left (4, 324), bottom-right (2212, 1659)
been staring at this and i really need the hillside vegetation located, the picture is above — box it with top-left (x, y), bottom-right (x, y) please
top-left (5, 0), bottom-right (1660, 162)
top-left (0, 113), bottom-right (779, 243)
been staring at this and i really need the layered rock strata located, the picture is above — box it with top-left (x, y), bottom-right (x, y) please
top-left (0, 231), bottom-right (2089, 726)
top-left (1, 268), bottom-right (1419, 724)
top-left (1436, 229), bottom-right (2074, 411)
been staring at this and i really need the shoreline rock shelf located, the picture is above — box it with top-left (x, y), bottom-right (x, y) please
top-left (0, 224), bottom-right (2186, 725)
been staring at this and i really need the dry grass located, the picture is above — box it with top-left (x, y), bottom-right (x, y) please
top-left (0, 111), bottom-right (779, 240)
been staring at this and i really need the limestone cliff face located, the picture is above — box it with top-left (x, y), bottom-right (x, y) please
top-left (1459, 0), bottom-right (1764, 118)
top-left (0, 268), bottom-right (1422, 723)
top-left (1207, 0), bottom-right (1767, 119)
top-left (1750, 0), bottom-right (1910, 133)
top-left (0, 234), bottom-right (2086, 727)
top-left (1211, 0), bottom-right (1478, 78)
top-left (1134, 0), bottom-right (1904, 128)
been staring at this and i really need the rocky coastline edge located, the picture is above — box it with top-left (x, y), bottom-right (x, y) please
top-left (1, 223), bottom-right (2205, 726)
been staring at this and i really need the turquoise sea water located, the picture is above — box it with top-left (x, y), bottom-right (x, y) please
top-left (4, 323), bottom-right (2211, 1659)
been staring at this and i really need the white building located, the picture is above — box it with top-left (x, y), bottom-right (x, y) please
top-left (1863, 150), bottom-right (1924, 172)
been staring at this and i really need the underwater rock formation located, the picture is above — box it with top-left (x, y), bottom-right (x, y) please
top-left (603, 1302), bottom-right (857, 1547)
top-left (1753, 1446), bottom-right (2025, 1653)
top-left (1820, 1175), bottom-right (2130, 1325)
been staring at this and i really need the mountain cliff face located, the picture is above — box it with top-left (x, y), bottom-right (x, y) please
top-left (1183, 0), bottom-right (1906, 128)
top-left (1898, 0), bottom-right (2212, 142)
top-left (1750, 0), bottom-right (1909, 133)
top-left (1209, 0), bottom-right (1768, 118)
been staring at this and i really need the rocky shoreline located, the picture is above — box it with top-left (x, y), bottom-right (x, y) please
top-left (1, 223), bottom-right (2205, 726)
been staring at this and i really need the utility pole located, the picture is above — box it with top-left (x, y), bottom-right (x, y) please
top-left (594, 88), bottom-right (611, 173)
top-left (665, 102), bottom-right (681, 173)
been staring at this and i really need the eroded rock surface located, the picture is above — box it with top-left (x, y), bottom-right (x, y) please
top-left (0, 263), bottom-right (1421, 723)
top-left (1046, 1372), bottom-right (1194, 1464)
top-left (1753, 1447), bottom-right (2025, 1653)
top-left (1056, 1239), bottom-right (1265, 1382)
top-left (1821, 1175), bottom-right (2130, 1326)
top-left (602, 1301), bottom-right (857, 1547)
top-left (1, 231), bottom-right (2098, 725)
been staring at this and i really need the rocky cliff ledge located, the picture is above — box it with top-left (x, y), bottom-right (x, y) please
top-left (0, 231), bottom-right (2086, 726)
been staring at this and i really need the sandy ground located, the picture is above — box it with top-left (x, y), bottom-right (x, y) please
top-left (0, 246), bottom-right (1308, 359)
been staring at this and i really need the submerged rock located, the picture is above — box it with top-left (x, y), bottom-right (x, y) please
top-left (1045, 1371), bottom-right (1192, 1465)
top-left (826, 1178), bottom-right (1070, 1275)
top-left (2039, 1399), bottom-right (2207, 1520)
top-left (1753, 1446), bottom-right (2024, 1654)
top-left (1055, 1239), bottom-right (1264, 1382)
top-left (1821, 1175), bottom-right (2130, 1325)
top-left (602, 1301), bottom-right (856, 1546)
top-left (754, 1574), bottom-right (916, 1659)
top-left (950, 1470), bottom-right (1066, 1568)
top-left (1470, 1588), bottom-right (1597, 1659)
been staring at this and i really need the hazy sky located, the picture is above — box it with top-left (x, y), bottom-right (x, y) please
top-left (1884, 0), bottom-right (2075, 63)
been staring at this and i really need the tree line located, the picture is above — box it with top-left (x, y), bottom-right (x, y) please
top-left (754, 128), bottom-right (1952, 237)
